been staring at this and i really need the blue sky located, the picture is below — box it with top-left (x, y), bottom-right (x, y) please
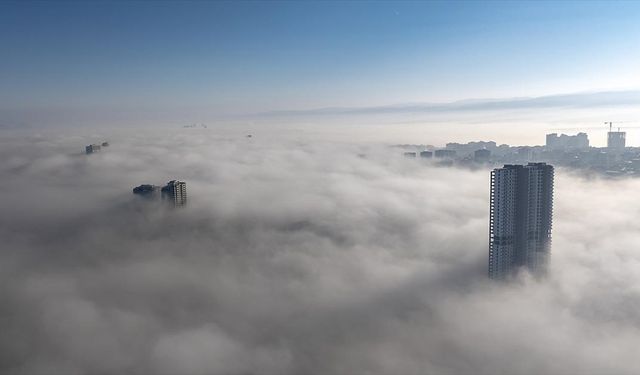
top-left (1, 0), bottom-right (639, 123)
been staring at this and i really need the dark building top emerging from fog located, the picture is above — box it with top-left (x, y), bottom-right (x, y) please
top-left (133, 181), bottom-right (187, 206)
top-left (489, 162), bottom-right (554, 280)
top-left (85, 141), bottom-right (109, 154)
top-left (85, 144), bottom-right (101, 154)
top-left (133, 184), bottom-right (160, 198)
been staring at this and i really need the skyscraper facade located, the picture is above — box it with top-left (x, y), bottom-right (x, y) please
top-left (489, 163), bottom-right (554, 280)
top-left (161, 180), bottom-right (187, 206)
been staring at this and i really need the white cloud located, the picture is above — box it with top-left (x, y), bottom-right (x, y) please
top-left (1, 128), bottom-right (640, 374)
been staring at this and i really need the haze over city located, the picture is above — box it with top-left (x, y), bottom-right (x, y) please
top-left (2, 1), bottom-right (640, 374)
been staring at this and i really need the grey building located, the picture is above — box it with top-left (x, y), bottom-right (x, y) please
top-left (489, 163), bottom-right (554, 280)
top-left (434, 149), bottom-right (456, 158)
top-left (161, 180), bottom-right (187, 206)
top-left (420, 150), bottom-right (433, 158)
top-left (607, 131), bottom-right (626, 151)
top-left (516, 146), bottom-right (534, 162)
top-left (85, 144), bottom-right (101, 154)
top-left (474, 149), bottom-right (491, 163)
top-left (546, 132), bottom-right (589, 150)
top-left (133, 184), bottom-right (160, 199)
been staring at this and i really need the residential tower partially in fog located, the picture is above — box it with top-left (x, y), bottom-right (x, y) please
top-left (489, 163), bottom-right (554, 279)
top-left (161, 180), bottom-right (187, 206)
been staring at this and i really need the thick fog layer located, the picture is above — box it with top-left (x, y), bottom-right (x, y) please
top-left (1, 129), bottom-right (640, 374)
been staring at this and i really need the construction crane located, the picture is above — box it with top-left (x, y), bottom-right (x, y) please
top-left (604, 121), bottom-right (636, 132)
top-left (604, 121), bottom-right (621, 132)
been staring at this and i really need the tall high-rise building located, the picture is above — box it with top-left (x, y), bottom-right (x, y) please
top-left (161, 180), bottom-right (187, 206)
top-left (607, 130), bottom-right (626, 151)
top-left (489, 163), bottom-right (554, 280)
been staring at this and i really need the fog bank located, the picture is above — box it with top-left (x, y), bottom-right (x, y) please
top-left (1, 129), bottom-right (640, 374)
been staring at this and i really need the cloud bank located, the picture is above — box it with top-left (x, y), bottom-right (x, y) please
top-left (1, 129), bottom-right (640, 374)
top-left (262, 90), bottom-right (640, 117)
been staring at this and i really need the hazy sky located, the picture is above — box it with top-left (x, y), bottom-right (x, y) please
top-left (1, 0), bottom-right (639, 119)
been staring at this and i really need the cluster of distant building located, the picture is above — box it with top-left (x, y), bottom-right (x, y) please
top-left (399, 124), bottom-right (640, 177)
top-left (403, 148), bottom-right (487, 164)
top-left (133, 180), bottom-right (187, 206)
top-left (183, 123), bottom-right (207, 128)
top-left (545, 132), bottom-right (589, 149)
top-left (85, 142), bottom-right (109, 154)
top-left (403, 149), bottom-right (458, 159)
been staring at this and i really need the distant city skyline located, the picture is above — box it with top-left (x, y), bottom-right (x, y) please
top-left (1, 1), bottom-right (639, 125)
